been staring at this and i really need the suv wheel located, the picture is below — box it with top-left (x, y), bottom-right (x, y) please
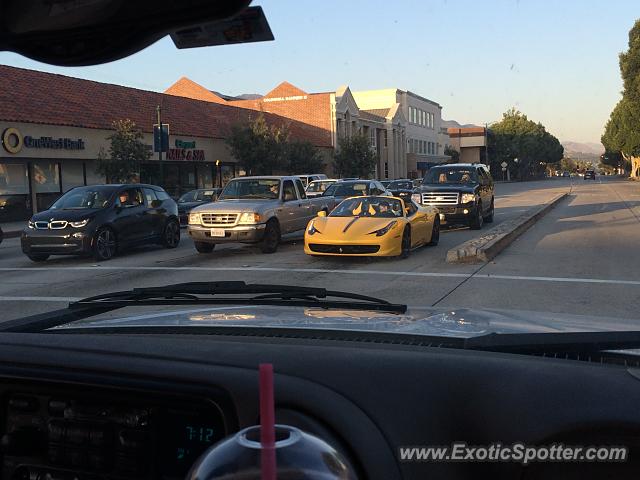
top-left (484, 199), bottom-right (495, 223)
top-left (261, 220), bottom-right (281, 254)
top-left (162, 219), bottom-right (180, 248)
top-left (93, 227), bottom-right (117, 261)
top-left (194, 242), bottom-right (215, 254)
top-left (27, 253), bottom-right (49, 262)
top-left (470, 203), bottom-right (484, 230)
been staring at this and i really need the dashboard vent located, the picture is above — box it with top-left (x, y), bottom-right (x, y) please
top-left (533, 351), bottom-right (640, 367)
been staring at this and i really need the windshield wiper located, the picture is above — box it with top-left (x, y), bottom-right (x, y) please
top-left (0, 282), bottom-right (407, 333)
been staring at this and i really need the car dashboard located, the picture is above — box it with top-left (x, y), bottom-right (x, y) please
top-left (0, 330), bottom-right (639, 479)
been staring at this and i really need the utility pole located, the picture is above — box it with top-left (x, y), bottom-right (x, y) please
top-left (156, 105), bottom-right (164, 187)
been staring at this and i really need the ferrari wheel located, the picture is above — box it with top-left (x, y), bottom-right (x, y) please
top-left (400, 227), bottom-right (411, 259)
top-left (428, 217), bottom-right (440, 246)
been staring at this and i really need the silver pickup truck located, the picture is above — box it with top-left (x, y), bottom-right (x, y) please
top-left (187, 176), bottom-right (334, 253)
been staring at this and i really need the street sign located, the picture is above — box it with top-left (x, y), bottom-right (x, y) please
top-left (153, 124), bottom-right (169, 152)
top-left (501, 161), bottom-right (508, 168)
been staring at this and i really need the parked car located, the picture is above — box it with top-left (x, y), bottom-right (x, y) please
top-left (304, 196), bottom-right (439, 258)
top-left (305, 179), bottom-right (337, 198)
top-left (386, 179), bottom-right (415, 203)
top-left (412, 163), bottom-right (494, 229)
top-left (584, 170), bottom-right (596, 180)
top-left (562, 171), bottom-right (571, 177)
top-left (380, 180), bottom-right (391, 188)
top-left (177, 188), bottom-right (221, 226)
top-left (296, 174), bottom-right (328, 188)
top-left (21, 184), bottom-right (180, 262)
top-left (188, 176), bottom-right (333, 254)
top-left (321, 180), bottom-right (390, 205)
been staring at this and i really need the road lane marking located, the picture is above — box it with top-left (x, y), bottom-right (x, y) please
top-left (0, 266), bottom-right (639, 286)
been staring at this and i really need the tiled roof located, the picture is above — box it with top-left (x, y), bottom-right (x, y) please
top-left (0, 66), bottom-right (331, 147)
top-left (263, 81), bottom-right (308, 99)
top-left (363, 108), bottom-right (391, 119)
top-left (164, 77), bottom-right (228, 104)
top-left (359, 110), bottom-right (387, 123)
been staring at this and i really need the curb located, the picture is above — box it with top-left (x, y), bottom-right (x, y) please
top-left (445, 192), bottom-right (569, 264)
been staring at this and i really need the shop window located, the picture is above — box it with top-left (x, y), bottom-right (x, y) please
top-left (196, 164), bottom-right (214, 189)
top-left (0, 163), bottom-right (29, 195)
top-left (84, 160), bottom-right (105, 185)
top-left (221, 164), bottom-right (235, 186)
top-left (62, 161), bottom-right (85, 192)
top-left (33, 161), bottom-right (61, 193)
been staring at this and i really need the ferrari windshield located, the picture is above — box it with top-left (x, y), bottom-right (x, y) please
top-left (330, 197), bottom-right (404, 218)
top-left (49, 186), bottom-right (115, 210)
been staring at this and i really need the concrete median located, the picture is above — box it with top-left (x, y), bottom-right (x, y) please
top-left (446, 192), bottom-right (569, 264)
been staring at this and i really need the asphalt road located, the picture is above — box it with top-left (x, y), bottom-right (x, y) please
top-left (0, 176), bottom-right (638, 324)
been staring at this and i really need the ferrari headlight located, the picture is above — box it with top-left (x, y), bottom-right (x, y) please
top-left (238, 212), bottom-right (261, 224)
top-left (188, 212), bottom-right (201, 225)
top-left (307, 220), bottom-right (321, 235)
top-left (461, 193), bottom-right (476, 204)
top-left (70, 219), bottom-right (90, 228)
top-left (369, 220), bottom-right (397, 237)
top-left (411, 193), bottom-right (421, 204)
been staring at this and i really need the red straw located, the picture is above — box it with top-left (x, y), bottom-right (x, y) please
top-left (259, 363), bottom-right (276, 480)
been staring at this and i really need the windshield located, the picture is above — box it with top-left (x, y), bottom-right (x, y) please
top-left (323, 182), bottom-right (368, 197)
top-left (217, 179), bottom-right (280, 200)
top-left (306, 180), bottom-right (334, 193)
top-left (423, 168), bottom-right (478, 185)
top-left (3, 2), bottom-right (640, 345)
top-left (388, 181), bottom-right (413, 190)
top-left (330, 197), bottom-right (404, 218)
top-left (50, 186), bottom-right (115, 210)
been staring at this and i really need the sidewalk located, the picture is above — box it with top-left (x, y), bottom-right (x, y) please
top-left (1, 221), bottom-right (26, 239)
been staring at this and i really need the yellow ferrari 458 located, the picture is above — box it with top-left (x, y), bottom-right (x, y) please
top-left (304, 196), bottom-right (440, 258)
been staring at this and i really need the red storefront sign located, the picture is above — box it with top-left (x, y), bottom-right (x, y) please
top-left (166, 148), bottom-right (205, 161)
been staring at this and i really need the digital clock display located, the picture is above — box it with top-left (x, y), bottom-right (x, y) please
top-left (160, 408), bottom-right (225, 478)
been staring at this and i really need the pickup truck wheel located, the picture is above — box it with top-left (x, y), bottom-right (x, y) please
top-left (261, 221), bottom-right (281, 254)
top-left (428, 217), bottom-right (440, 246)
top-left (470, 203), bottom-right (484, 230)
top-left (483, 199), bottom-right (495, 223)
top-left (400, 227), bottom-right (411, 258)
top-left (194, 242), bottom-right (215, 253)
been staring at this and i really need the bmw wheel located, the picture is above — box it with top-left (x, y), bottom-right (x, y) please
top-left (162, 219), bottom-right (180, 248)
top-left (93, 227), bottom-right (117, 261)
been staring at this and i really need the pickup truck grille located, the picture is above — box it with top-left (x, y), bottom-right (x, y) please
top-left (420, 192), bottom-right (459, 206)
top-left (200, 213), bottom-right (239, 226)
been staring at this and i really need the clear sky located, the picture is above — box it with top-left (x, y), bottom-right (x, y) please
top-left (0, 0), bottom-right (636, 144)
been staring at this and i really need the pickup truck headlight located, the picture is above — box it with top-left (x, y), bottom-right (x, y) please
top-left (411, 193), bottom-right (421, 204)
top-left (69, 219), bottom-right (90, 228)
top-left (461, 193), bottom-right (476, 204)
top-left (188, 213), bottom-right (200, 225)
top-left (369, 220), bottom-right (398, 237)
top-left (238, 212), bottom-right (261, 224)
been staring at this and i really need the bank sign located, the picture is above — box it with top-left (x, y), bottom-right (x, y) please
top-left (167, 139), bottom-right (205, 161)
top-left (2, 127), bottom-right (85, 154)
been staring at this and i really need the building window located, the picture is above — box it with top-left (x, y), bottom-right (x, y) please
top-left (0, 163), bottom-right (29, 195)
top-left (384, 162), bottom-right (389, 178)
top-left (430, 113), bottom-right (434, 129)
top-left (370, 128), bottom-right (376, 151)
top-left (384, 130), bottom-right (388, 147)
top-left (421, 110), bottom-right (425, 127)
top-left (61, 160), bottom-right (85, 192)
top-left (33, 161), bottom-right (61, 193)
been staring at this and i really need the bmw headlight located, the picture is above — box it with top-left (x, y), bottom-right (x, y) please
top-left (369, 220), bottom-right (398, 237)
top-left (238, 212), bottom-right (261, 224)
top-left (188, 212), bottom-right (200, 225)
top-left (28, 219), bottom-right (35, 229)
top-left (411, 193), bottom-right (421, 204)
top-left (461, 193), bottom-right (476, 204)
top-left (69, 219), bottom-right (90, 228)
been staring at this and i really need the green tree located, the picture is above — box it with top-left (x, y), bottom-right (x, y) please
top-left (286, 140), bottom-right (325, 174)
top-left (96, 119), bottom-right (149, 183)
top-left (602, 20), bottom-right (640, 177)
top-left (333, 134), bottom-right (378, 178)
top-left (444, 145), bottom-right (460, 163)
top-left (488, 109), bottom-right (563, 180)
top-left (225, 114), bottom-right (289, 175)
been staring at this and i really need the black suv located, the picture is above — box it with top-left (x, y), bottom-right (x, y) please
top-left (21, 184), bottom-right (180, 262)
top-left (412, 163), bottom-right (494, 229)
top-left (584, 170), bottom-right (596, 180)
